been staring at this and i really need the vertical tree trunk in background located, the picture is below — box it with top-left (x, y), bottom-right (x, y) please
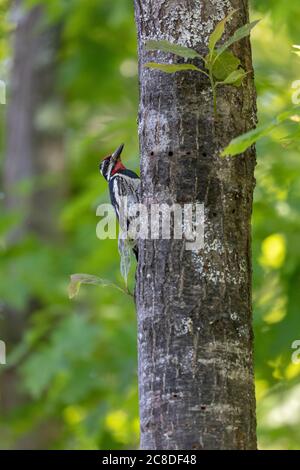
top-left (3, 2), bottom-right (63, 344)
top-left (3, 0), bottom-right (63, 345)
top-left (1, 1), bottom-right (64, 449)
top-left (4, 1), bottom-right (64, 241)
top-left (134, 0), bottom-right (257, 450)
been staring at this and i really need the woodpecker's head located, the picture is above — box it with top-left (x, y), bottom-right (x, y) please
top-left (99, 144), bottom-right (125, 181)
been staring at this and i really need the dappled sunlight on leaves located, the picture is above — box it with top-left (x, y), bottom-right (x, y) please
top-left (259, 234), bottom-right (286, 269)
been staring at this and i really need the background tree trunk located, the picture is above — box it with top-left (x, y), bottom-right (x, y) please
top-left (2, 0), bottom-right (64, 351)
top-left (134, 0), bottom-right (257, 450)
top-left (4, 1), bottom-right (64, 241)
top-left (1, 0), bottom-right (64, 449)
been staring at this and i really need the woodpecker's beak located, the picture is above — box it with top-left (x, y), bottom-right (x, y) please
top-left (112, 143), bottom-right (124, 161)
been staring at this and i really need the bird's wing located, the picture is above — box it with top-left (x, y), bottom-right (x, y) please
top-left (109, 173), bottom-right (140, 230)
top-left (110, 173), bottom-right (140, 204)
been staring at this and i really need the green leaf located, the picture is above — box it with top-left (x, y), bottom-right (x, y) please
top-left (217, 20), bottom-right (260, 58)
top-left (145, 39), bottom-right (201, 59)
top-left (144, 62), bottom-right (203, 74)
top-left (68, 273), bottom-right (126, 299)
top-left (221, 106), bottom-right (300, 156)
top-left (218, 68), bottom-right (247, 86)
top-left (209, 50), bottom-right (240, 81)
top-left (208, 9), bottom-right (237, 54)
top-left (221, 122), bottom-right (275, 157)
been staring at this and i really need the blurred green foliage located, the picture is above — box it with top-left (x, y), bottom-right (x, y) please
top-left (0, 0), bottom-right (300, 450)
top-left (0, 0), bottom-right (139, 450)
top-left (250, 2), bottom-right (300, 450)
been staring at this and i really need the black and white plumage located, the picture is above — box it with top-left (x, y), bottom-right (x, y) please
top-left (99, 144), bottom-right (140, 260)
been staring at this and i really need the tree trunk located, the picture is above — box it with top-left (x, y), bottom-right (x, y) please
top-left (1, 1), bottom-right (64, 449)
top-left (4, 1), bottom-right (64, 241)
top-left (134, 0), bottom-right (257, 450)
top-left (2, 2), bottom-right (64, 342)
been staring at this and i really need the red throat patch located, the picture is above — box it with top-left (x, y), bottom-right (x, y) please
top-left (111, 160), bottom-right (126, 175)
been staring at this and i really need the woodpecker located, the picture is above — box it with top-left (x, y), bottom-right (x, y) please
top-left (99, 144), bottom-right (140, 260)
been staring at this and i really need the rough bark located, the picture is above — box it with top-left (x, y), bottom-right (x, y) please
top-left (134, 0), bottom-right (257, 450)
